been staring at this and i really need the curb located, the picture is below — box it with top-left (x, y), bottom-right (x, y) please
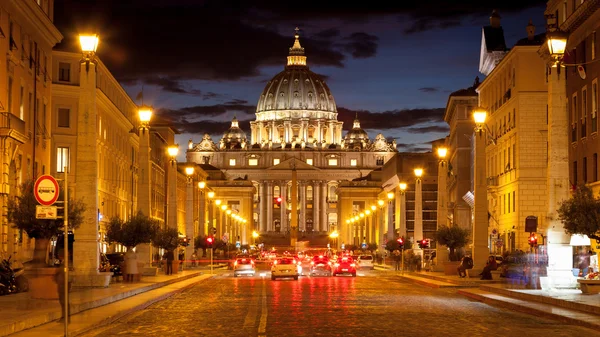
top-left (458, 288), bottom-right (600, 330)
top-left (69, 274), bottom-right (213, 337)
top-left (0, 272), bottom-right (205, 337)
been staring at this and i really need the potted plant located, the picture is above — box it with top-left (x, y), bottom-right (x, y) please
top-left (152, 227), bottom-right (179, 274)
top-left (7, 180), bottom-right (86, 299)
top-left (105, 211), bottom-right (158, 279)
top-left (434, 224), bottom-right (470, 275)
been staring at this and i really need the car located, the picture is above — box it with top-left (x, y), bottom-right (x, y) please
top-left (357, 255), bottom-right (374, 270)
top-left (309, 255), bottom-right (332, 276)
top-left (233, 258), bottom-right (256, 277)
top-left (271, 257), bottom-right (299, 280)
top-left (333, 256), bottom-right (356, 277)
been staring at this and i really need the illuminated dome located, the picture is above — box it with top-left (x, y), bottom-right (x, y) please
top-left (344, 116), bottom-right (369, 142)
top-left (221, 117), bottom-right (246, 148)
top-left (255, 29), bottom-right (337, 119)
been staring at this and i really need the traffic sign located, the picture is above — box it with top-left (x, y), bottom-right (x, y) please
top-left (36, 205), bottom-right (57, 219)
top-left (34, 175), bottom-right (59, 206)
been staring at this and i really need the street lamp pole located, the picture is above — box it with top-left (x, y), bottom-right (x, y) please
top-left (398, 183), bottom-right (407, 239)
top-left (472, 108), bottom-right (490, 272)
top-left (435, 147), bottom-right (448, 271)
top-left (386, 192), bottom-right (395, 242)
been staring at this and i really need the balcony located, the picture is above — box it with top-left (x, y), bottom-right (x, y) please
top-left (0, 112), bottom-right (28, 144)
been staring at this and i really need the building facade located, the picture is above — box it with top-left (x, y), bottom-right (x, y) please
top-left (477, 20), bottom-right (549, 253)
top-left (186, 32), bottom-right (397, 246)
top-left (0, 0), bottom-right (62, 260)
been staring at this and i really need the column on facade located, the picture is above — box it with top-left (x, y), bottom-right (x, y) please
top-left (320, 182), bottom-right (328, 233)
top-left (316, 120), bottom-right (322, 143)
top-left (259, 181), bottom-right (265, 232)
top-left (136, 119), bottom-right (152, 265)
top-left (313, 181), bottom-right (320, 232)
top-left (387, 191), bottom-right (395, 241)
top-left (284, 120), bottom-right (290, 143)
top-left (473, 127), bottom-right (488, 271)
top-left (400, 192), bottom-right (407, 238)
top-left (280, 181), bottom-right (287, 232)
top-left (73, 60), bottom-right (102, 285)
top-left (299, 181), bottom-right (306, 231)
top-left (394, 188), bottom-right (401, 237)
top-left (327, 121), bottom-right (334, 144)
top-left (266, 181), bottom-right (273, 231)
top-left (199, 191), bottom-right (206, 235)
top-left (250, 122), bottom-right (256, 144)
top-left (207, 199), bottom-right (214, 234)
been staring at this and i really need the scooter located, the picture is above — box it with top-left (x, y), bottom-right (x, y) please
top-left (0, 256), bottom-right (26, 295)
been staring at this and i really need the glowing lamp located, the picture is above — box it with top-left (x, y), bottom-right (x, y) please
top-left (79, 34), bottom-right (99, 54)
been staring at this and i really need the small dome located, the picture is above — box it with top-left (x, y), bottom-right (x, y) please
top-left (222, 117), bottom-right (246, 143)
top-left (344, 116), bottom-right (369, 142)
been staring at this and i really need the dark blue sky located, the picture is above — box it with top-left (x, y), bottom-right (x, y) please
top-left (54, 1), bottom-right (547, 155)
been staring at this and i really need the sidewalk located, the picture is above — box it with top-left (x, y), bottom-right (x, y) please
top-left (0, 269), bottom-right (213, 336)
top-left (396, 270), bottom-right (600, 330)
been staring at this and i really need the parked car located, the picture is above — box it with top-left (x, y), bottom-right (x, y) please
top-left (357, 255), bottom-right (374, 270)
top-left (333, 256), bottom-right (356, 277)
top-left (271, 257), bottom-right (299, 280)
top-left (233, 258), bottom-right (256, 277)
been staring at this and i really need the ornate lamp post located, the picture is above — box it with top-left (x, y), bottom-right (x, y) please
top-left (541, 13), bottom-right (572, 288)
top-left (472, 107), bottom-right (490, 272)
top-left (184, 167), bottom-right (195, 268)
top-left (166, 145), bottom-right (179, 231)
top-left (136, 105), bottom-right (153, 266)
top-left (435, 147), bottom-right (448, 270)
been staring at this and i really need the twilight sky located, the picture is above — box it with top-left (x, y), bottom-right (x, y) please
top-left (54, 0), bottom-right (548, 155)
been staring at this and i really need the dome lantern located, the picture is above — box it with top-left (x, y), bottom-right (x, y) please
top-left (287, 27), bottom-right (307, 68)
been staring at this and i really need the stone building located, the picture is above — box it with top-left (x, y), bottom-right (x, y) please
top-left (476, 19), bottom-right (549, 253)
top-left (186, 31), bottom-right (397, 246)
top-left (0, 0), bottom-right (62, 260)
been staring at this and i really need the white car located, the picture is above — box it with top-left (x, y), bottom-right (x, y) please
top-left (357, 255), bottom-right (374, 270)
top-left (271, 257), bottom-right (299, 280)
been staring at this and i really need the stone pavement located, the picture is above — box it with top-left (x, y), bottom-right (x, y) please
top-left (389, 269), bottom-right (600, 330)
top-left (0, 269), bottom-right (216, 336)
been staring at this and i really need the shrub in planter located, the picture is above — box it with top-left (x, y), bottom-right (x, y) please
top-left (8, 180), bottom-right (86, 268)
top-left (434, 224), bottom-right (470, 262)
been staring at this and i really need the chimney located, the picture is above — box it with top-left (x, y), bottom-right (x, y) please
top-left (490, 10), bottom-right (501, 28)
top-left (526, 20), bottom-right (535, 40)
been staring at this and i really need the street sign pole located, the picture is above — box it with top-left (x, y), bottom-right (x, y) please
top-left (63, 169), bottom-right (69, 336)
top-left (210, 248), bottom-right (213, 275)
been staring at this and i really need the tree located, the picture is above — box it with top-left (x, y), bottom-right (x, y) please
top-left (105, 211), bottom-right (158, 249)
top-left (194, 236), bottom-right (209, 256)
top-left (152, 227), bottom-right (179, 252)
top-left (8, 180), bottom-right (86, 267)
top-left (367, 243), bottom-right (378, 252)
top-left (557, 185), bottom-right (600, 241)
top-left (384, 238), bottom-right (412, 252)
top-left (434, 224), bottom-right (470, 261)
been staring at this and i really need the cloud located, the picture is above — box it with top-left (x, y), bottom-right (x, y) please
top-left (419, 87), bottom-right (440, 93)
top-left (157, 101), bottom-right (256, 123)
top-left (404, 125), bottom-right (450, 134)
top-left (343, 32), bottom-right (379, 58)
top-left (143, 76), bottom-right (201, 95)
top-left (337, 106), bottom-right (446, 131)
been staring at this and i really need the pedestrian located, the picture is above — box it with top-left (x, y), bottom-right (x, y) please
top-left (457, 255), bottom-right (473, 278)
top-left (393, 249), bottom-right (401, 271)
top-left (54, 249), bottom-right (72, 323)
top-left (165, 250), bottom-right (174, 275)
top-left (124, 248), bottom-right (138, 282)
top-left (480, 256), bottom-right (498, 280)
top-left (191, 252), bottom-right (197, 267)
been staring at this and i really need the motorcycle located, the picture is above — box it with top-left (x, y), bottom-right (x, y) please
top-left (0, 256), bottom-right (28, 295)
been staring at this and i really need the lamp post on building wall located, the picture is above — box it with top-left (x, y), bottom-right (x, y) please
top-left (398, 183), bottom-right (407, 239)
top-left (136, 105), bottom-right (153, 266)
top-left (472, 108), bottom-right (491, 272)
top-left (167, 145), bottom-right (179, 231)
top-left (435, 147), bottom-right (449, 271)
top-left (386, 192), bottom-right (395, 241)
top-left (184, 167), bottom-right (194, 268)
top-left (541, 15), bottom-right (573, 288)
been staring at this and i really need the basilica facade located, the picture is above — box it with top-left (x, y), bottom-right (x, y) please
top-left (186, 32), bottom-right (397, 241)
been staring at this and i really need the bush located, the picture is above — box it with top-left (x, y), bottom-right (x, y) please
top-left (105, 211), bottom-right (158, 249)
top-left (152, 227), bottom-right (179, 252)
top-left (434, 224), bottom-right (470, 261)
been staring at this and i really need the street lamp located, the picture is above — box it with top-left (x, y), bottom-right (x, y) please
top-left (414, 168), bottom-right (424, 256)
top-left (168, 145), bottom-right (179, 166)
top-left (185, 166), bottom-right (194, 183)
top-left (471, 108), bottom-right (490, 272)
top-left (198, 181), bottom-right (206, 190)
top-left (252, 230), bottom-right (259, 245)
top-left (398, 182), bottom-right (407, 239)
top-left (138, 105), bottom-right (153, 132)
top-left (437, 147), bottom-right (448, 161)
top-left (79, 34), bottom-right (99, 72)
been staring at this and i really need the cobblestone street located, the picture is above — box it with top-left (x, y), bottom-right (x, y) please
top-left (81, 270), bottom-right (596, 337)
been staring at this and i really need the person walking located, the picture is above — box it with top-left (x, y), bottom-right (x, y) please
top-left (165, 250), bottom-right (174, 275)
top-left (54, 250), bottom-right (72, 323)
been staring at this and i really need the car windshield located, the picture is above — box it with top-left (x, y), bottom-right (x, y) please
top-left (277, 258), bottom-right (294, 265)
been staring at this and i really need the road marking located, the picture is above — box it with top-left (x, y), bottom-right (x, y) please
top-left (258, 281), bottom-right (268, 336)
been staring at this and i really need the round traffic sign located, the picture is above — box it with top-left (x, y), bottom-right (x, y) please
top-left (34, 175), bottom-right (59, 206)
